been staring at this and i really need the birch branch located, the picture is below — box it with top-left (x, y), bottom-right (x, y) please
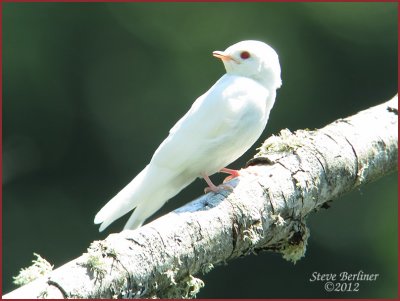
top-left (4, 94), bottom-right (398, 299)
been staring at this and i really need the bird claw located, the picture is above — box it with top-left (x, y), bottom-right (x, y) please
top-left (202, 171), bottom-right (234, 194)
top-left (204, 184), bottom-right (233, 194)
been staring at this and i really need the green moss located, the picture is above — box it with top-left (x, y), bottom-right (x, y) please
top-left (257, 129), bottom-right (311, 157)
top-left (164, 268), bottom-right (179, 285)
top-left (243, 228), bottom-right (261, 245)
top-left (201, 263), bottom-right (214, 274)
top-left (85, 253), bottom-right (107, 279)
top-left (78, 240), bottom-right (115, 280)
top-left (13, 253), bottom-right (53, 287)
top-left (270, 213), bottom-right (286, 227)
top-left (280, 222), bottom-right (310, 264)
top-left (163, 274), bottom-right (204, 299)
top-left (183, 275), bottom-right (204, 298)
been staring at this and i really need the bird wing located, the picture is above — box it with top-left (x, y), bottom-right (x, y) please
top-left (151, 74), bottom-right (269, 172)
top-left (95, 74), bottom-right (270, 231)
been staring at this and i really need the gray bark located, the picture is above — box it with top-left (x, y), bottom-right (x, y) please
top-left (3, 95), bottom-right (398, 299)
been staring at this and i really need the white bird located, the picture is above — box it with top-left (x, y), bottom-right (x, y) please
top-left (94, 40), bottom-right (282, 232)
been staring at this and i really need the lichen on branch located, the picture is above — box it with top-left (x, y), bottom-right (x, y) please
top-left (4, 95), bottom-right (397, 299)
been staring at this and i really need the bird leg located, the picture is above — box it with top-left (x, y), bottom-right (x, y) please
top-left (202, 173), bottom-right (233, 193)
top-left (220, 167), bottom-right (240, 183)
top-left (220, 167), bottom-right (240, 177)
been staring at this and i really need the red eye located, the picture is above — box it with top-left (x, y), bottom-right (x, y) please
top-left (240, 51), bottom-right (250, 59)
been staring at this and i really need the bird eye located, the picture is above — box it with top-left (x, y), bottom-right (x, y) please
top-left (240, 51), bottom-right (250, 59)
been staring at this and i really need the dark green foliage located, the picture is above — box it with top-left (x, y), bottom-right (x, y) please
top-left (3, 2), bottom-right (397, 297)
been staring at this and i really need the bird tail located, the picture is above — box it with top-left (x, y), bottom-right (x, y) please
top-left (94, 164), bottom-right (192, 232)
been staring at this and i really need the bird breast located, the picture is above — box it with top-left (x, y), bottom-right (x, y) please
top-left (190, 75), bottom-right (273, 175)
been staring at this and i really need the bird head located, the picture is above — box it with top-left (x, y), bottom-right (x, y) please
top-left (213, 40), bottom-right (282, 89)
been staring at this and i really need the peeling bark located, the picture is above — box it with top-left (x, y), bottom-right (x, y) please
top-left (3, 95), bottom-right (398, 299)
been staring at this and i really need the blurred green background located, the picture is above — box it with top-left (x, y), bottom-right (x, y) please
top-left (3, 2), bottom-right (398, 298)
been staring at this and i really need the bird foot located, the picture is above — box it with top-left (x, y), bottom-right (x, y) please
top-left (204, 183), bottom-right (233, 194)
top-left (202, 173), bottom-right (234, 194)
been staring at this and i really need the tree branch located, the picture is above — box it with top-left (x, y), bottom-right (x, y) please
top-left (4, 95), bottom-right (398, 299)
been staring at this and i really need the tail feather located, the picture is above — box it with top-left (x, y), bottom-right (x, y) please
top-left (94, 164), bottom-right (195, 232)
top-left (122, 171), bottom-right (195, 230)
top-left (123, 205), bottom-right (146, 230)
top-left (94, 166), bottom-right (150, 231)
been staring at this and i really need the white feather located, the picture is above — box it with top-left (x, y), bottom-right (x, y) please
top-left (94, 40), bottom-right (281, 231)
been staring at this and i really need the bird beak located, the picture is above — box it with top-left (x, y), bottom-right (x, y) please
top-left (213, 51), bottom-right (238, 63)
